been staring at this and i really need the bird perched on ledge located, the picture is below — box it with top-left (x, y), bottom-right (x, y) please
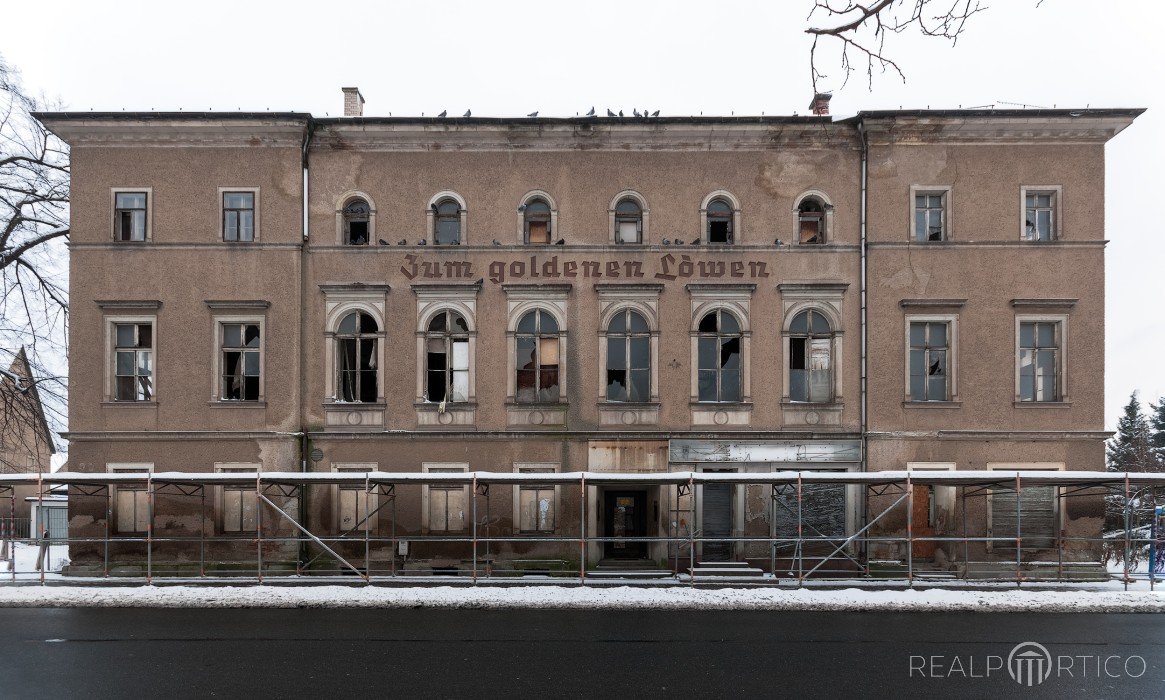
top-left (437, 110), bottom-right (447, 118)
top-left (491, 239), bottom-right (501, 246)
top-left (662, 238), bottom-right (671, 245)
top-left (397, 239), bottom-right (407, 245)
top-left (586, 107), bottom-right (596, 117)
top-left (463, 109), bottom-right (471, 117)
top-left (527, 111), bottom-right (538, 117)
top-left (378, 239), bottom-right (389, 245)
top-left (555, 238), bottom-right (565, 245)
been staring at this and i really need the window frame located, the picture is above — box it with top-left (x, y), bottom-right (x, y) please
top-left (786, 309), bottom-right (836, 404)
top-left (212, 316), bottom-right (265, 403)
top-left (106, 316), bottom-right (157, 403)
top-left (602, 307), bottom-right (655, 404)
top-left (334, 463), bottom-right (379, 533)
top-left (513, 308), bottom-right (563, 404)
top-left (793, 191), bottom-right (833, 245)
top-left (513, 463), bottom-right (559, 534)
top-left (699, 190), bottom-right (741, 245)
top-left (694, 307), bottom-right (745, 404)
top-left (909, 185), bottom-right (951, 242)
top-left (108, 463), bottom-right (153, 535)
top-left (903, 314), bottom-right (959, 403)
top-left (220, 187), bottom-right (259, 243)
top-left (608, 191), bottom-right (649, 244)
top-left (111, 187), bottom-right (152, 242)
top-left (517, 190), bottom-right (559, 244)
top-left (427, 191), bottom-right (468, 246)
top-left (422, 308), bottom-right (471, 404)
top-left (1015, 315), bottom-right (1069, 404)
top-left (216, 462), bottom-right (261, 535)
top-left (334, 192), bottom-right (376, 245)
top-left (332, 309), bottom-right (382, 403)
top-left (1020, 186), bottom-right (1062, 242)
top-left (422, 462), bottom-right (469, 534)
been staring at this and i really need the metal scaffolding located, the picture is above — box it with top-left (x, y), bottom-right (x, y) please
top-left (2, 469), bottom-right (1163, 587)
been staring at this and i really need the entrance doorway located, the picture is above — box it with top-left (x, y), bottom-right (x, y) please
top-left (603, 490), bottom-right (647, 558)
top-left (911, 484), bottom-right (937, 559)
top-left (702, 482), bottom-right (733, 561)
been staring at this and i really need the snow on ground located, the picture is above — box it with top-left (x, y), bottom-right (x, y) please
top-left (4, 543), bottom-right (69, 578)
top-left (1, 584), bottom-right (1165, 611)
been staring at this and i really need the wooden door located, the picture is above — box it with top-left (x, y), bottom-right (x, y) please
top-left (911, 484), bottom-right (936, 559)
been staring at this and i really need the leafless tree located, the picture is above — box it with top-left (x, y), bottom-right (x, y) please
top-left (1, 54), bottom-right (69, 454)
top-left (806, 0), bottom-right (990, 91)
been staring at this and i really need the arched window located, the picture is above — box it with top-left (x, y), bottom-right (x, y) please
top-left (433, 199), bottom-right (462, 245)
top-left (614, 198), bottom-right (643, 244)
top-left (515, 309), bottom-right (560, 402)
top-left (425, 309), bottom-right (469, 402)
top-left (343, 198), bottom-right (371, 245)
top-left (523, 198), bottom-right (552, 244)
top-left (606, 309), bottom-right (650, 402)
top-left (696, 309), bottom-right (741, 402)
top-left (335, 311), bottom-right (379, 402)
top-left (706, 198), bottom-right (734, 244)
top-left (789, 309), bottom-right (833, 402)
top-left (798, 197), bottom-right (826, 244)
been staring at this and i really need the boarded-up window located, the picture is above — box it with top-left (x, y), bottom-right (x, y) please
top-left (517, 467), bottom-right (555, 532)
top-left (337, 468), bottom-right (377, 532)
top-left (427, 467), bottom-right (467, 532)
top-left (773, 484), bottom-right (847, 544)
top-left (524, 198), bottom-right (552, 244)
top-left (222, 485), bottom-right (257, 533)
top-left (115, 485), bottom-right (150, 533)
top-left (992, 485), bottom-right (1057, 550)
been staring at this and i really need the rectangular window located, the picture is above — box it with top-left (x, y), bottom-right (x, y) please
top-left (336, 465), bottom-right (377, 532)
top-left (1019, 321), bottom-right (1060, 402)
top-left (221, 322), bottom-right (261, 401)
top-left (909, 321), bottom-right (949, 401)
top-left (114, 192), bottom-right (148, 241)
top-left (516, 467), bottom-right (555, 533)
top-left (426, 466), bottom-right (467, 532)
top-left (219, 466), bottom-right (258, 534)
top-left (223, 192), bottom-right (255, 242)
top-left (110, 464), bottom-right (152, 534)
top-left (114, 322), bottom-right (153, 401)
top-left (913, 192), bottom-right (946, 241)
top-left (1024, 192), bottom-right (1055, 241)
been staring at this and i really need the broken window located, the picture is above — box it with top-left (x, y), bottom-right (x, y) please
top-left (114, 322), bottom-right (153, 401)
top-left (798, 197), bottom-right (825, 244)
top-left (222, 192), bottom-right (255, 242)
top-left (614, 198), bottom-right (643, 244)
top-left (221, 322), bottom-right (261, 401)
top-left (335, 311), bottom-right (379, 402)
top-left (515, 309), bottom-right (560, 403)
top-left (523, 198), bottom-right (552, 244)
top-left (696, 309), bottom-right (742, 402)
top-left (909, 321), bottom-right (949, 401)
top-left (337, 467), bottom-right (377, 533)
top-left (517, 467), bottom-right (555, 533)
top-left (425, 309), bottom-right (470, 403)
top-left (427, 467), bottom-right (467, 532)
top-left (343, 198), bottom-right (371, 245)
top-left (914, 192), bottom-right (946, 241)
top-left (114, 192), bottom-right (148, 241)
top-left (789, 309), bottom-right (833, 403)
top-left (433, 199), bottom-right (462, 245)
top-left (1019, 321), bottom-right (1059, 402)
top-left (1024, 192), bottom-right (1055, 241)
top-left (706, 198), bottom-right (733, 244)
top-left (606, 308), bottom-right (650, 402)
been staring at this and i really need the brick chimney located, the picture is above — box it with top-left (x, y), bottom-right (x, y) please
top-left (342, 87), bottom-right (365, 117)
top-left (809, 92), bottom-right (832, 116)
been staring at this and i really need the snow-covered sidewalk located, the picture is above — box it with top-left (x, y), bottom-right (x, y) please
top-left (2, 584), bottom-right (1165, 611)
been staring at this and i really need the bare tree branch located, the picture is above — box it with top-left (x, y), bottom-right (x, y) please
top-left (806, 0), bottom-right (989, 92)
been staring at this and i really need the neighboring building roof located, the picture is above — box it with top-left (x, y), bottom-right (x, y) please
top-left (1, 347), bottom-right (57, 458)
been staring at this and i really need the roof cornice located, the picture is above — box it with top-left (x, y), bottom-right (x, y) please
top-left (853, 110), bottom-right (1143, 145)
top-left (32, 112), bottom-right (311, 147)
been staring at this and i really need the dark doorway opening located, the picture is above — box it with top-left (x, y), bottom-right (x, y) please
top-left (604, 490), bottom-right (647, 558)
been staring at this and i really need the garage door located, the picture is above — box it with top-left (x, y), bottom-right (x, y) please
top-left (702, 483), bottom-right (733, 561)
top-left (993, 485), bottom-right (1057, 550)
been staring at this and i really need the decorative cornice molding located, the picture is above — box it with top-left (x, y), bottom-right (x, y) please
top-left (95, 299), bottom-right (162, 310)
top-left (1010, 298), bottom-right (1078, 309)
top-left (318, 283), bottom-right (391, 294)
top-left (899, 298), bottom-right (967, 309)
top-left (204, 300), bottom-right (271, 310)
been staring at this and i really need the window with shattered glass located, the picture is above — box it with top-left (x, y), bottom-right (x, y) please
top-left (909, 321), bottom-right (948, 401)
top-left (114, 322), bottom-right (153, 401)
top-left (606, 308), bottom-right (650, 402)
top-left (789, 309), bottom-right (833, 403)
top-left (1019, 321), bottom-right (1059, 402)
top-left (425, 309), bottom-right (470, 403)
top-left (1024, 192), bottom-right (1055, 241)
top-left (221, 323), bottom-right (260, 401)
top-left (696, 309), bottom-right (741, 402)
top-left (335, 311), bottom-right (379, 402)
top-left (914, 192), bottom-right (946, 241)
top-left (515, 309), bottom-right (560, 403)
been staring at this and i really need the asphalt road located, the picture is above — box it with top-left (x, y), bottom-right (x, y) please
top-left (1, 608), bottom-right (1162, 698)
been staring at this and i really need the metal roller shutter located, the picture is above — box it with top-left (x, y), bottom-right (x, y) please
top-left (993, 485), bottom-right (1057, 550)
top-left (702, 483), bottom-right (733, 561)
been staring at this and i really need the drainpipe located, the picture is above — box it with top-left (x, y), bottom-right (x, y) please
top-left (298, 119), bottom-right (316, 570)
top-left (858, 119), bottom-right (870, 565)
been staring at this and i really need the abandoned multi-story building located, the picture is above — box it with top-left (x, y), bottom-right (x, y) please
top-left (33, 91), bottom-right (1142, 577)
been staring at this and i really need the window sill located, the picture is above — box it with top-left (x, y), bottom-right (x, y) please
top-left (101, 401), bottom-right (158, 408)
top-left (208, 400), bottom-right (267, 408)
top-left (1013, 401), bottom-right (1072, 408)
top-left (902, 400), bottom-right (962, 409)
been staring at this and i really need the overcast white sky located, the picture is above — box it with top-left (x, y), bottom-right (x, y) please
top-left (2, 0), bottom-right (1161, 430)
